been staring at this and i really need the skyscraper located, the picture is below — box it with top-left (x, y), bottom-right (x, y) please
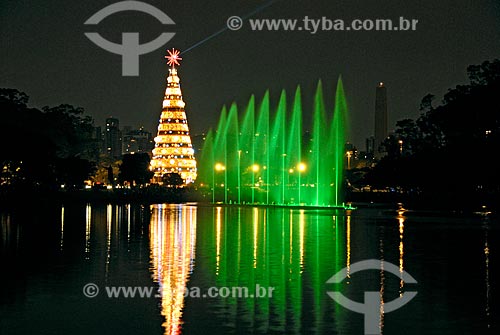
top-left (150, 49), bottom-right (197, 184)
top-left (122, 127), bottom-right (154, 155)
top-left (105, 117), bottom-right (122, 159)
top-left (374, 82), bottom-right (388, 158)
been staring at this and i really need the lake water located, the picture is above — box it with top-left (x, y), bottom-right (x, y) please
top-left (0, 203), bottom-right (497, 334)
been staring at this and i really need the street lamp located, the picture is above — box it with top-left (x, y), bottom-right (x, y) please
top-left (249, 164), bottom-right (260, 203)
top-left (214, 163), bottom-right (226, 203)
top-left (288, 168), bottom-right (294, 186)
top-left (296, 162), bottom-right (306, 204)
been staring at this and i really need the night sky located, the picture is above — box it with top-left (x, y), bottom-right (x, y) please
top-left (2, 0), bottom-right (499, 148)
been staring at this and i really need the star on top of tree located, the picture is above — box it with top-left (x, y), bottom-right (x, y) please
top-left (165, 48), bottom-right (182, 67)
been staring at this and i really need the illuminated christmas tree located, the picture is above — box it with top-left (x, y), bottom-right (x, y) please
top-left (150, 49), bottom-right (197, 184)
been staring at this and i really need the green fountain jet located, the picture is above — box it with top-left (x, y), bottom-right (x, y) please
top-left (199, 77), bottom-right (349, 208)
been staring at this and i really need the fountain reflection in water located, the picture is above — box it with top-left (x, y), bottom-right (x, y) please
top-left (179, 206), bottom-right (349, 334)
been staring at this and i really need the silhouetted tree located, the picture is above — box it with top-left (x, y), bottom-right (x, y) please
top-left (55, 157), bottom-right (95, 189)
top-left (162, 173), bottom-right (184, 187)
top-left (0, 88), bottom-right (98, 191)
top-left (365, 59), bottom-right (500, 203)
top-left (42, 104), bottom-right (97, 160)
top-left (118, 153), bottom-right (153, 186)
top-left (1, 89), bottom-right (57, 188)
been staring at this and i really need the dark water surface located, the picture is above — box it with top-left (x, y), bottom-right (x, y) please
top-left (0, 203), bottom-right (498, 334)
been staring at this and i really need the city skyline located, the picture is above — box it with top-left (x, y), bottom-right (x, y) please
top-left (374, 82), bottom-right (388, 158)
top-left (68, 79), bottom-right (390, 153)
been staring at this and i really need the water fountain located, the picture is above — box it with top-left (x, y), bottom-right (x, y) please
top-left (198, 77), bottom-right (349, 208)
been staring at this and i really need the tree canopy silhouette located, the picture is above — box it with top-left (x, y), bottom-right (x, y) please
top-left (366, 59), bottom-right (500, 203)
top-left (0, 88), bottom-right (96, 190)
top-left (118, 153), bottom-right (153, 186)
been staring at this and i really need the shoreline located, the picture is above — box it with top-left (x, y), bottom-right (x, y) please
top-left (0, 188), bottom-right (497, 214)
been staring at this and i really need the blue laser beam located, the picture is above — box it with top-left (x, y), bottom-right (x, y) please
top-left (182, 0), bottom-right (279, 54)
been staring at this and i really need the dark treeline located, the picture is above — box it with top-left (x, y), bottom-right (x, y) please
top-left (0, 89), bottom-right (98, 191)
top-left (0, 89), bottom-right (189, 203)
top-left (363, 59), bottom-right (500, 206)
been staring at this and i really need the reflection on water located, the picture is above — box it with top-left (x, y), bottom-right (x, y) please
top-left (373, 209), bottom-right (407, 334)
top-left (346, 215), bottom-right (351, 279)
top-left (0, 204), bottom-right (497, 334)
top-left (177, 206), bottom-right (349, 334)
top-left (149, 204), bottom-right (197, 335)
top-left (399, 212), bottom-right (405, 296)
top-left (1, 212), bottom-right (18, 253)
top-left (483, 218), bottom-right (491, 329)
top-left (379, 238), bottom-right (385, 334)
top-left (85, 204), bottom-right (91, 258)
top-left (60, 206), bottom-right (65, 251)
